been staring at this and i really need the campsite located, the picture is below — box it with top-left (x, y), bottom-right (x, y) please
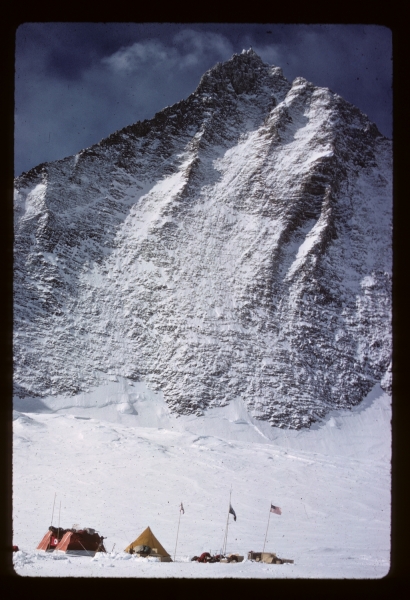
top-left (12, 379), bottom-right (391, 578)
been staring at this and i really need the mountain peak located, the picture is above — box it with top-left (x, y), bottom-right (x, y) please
top-left (13, 53), bottom-right (392, 429)
top-left (195, 49), bottom-right (288, 97)
top-left (241, 47), bottom-right (257, 56)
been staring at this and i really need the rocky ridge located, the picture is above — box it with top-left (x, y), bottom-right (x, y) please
top-left (14, 49), bottom-right (392, 428)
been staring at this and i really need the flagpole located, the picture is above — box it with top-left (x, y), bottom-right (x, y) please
top-left (46, 492), bottom-right (57, 551)
top-left (173, 504), bottom-right (183, 562)
top-left (223, 486), bottom-right (232, 556)
top-left (263, 502), bottom-right (272, 553)
top-left (50, 492), bottom-right (57, 526)
top-left (57, 500), bottom-right (61, 540)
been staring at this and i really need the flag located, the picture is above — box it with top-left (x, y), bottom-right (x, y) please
top-left (180, 502), bottom-right (184, 514)
top-left (229, 504), bottom-right (237, 521)
top-left (270, 504), bottom-right (282, 515)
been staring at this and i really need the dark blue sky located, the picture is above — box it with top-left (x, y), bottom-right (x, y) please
top-left (15, 23), bottom-right (392, 177)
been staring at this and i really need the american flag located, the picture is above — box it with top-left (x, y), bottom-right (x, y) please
top-left (180, 502), bottom-right (184, 514)
top-left (270, 504), bottom-right (282, 515)
top-left (229, 504), bottom-right (237, 521)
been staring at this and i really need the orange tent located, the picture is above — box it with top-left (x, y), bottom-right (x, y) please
top-left (55, 529), bottom-right (106, 555)
top-left (37, 527), bottom-right (106, 556)
top-left (37, 529), bottom-right (60, 551)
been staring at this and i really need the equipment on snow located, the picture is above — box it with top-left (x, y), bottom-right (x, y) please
top-left (248, 551), bottom-right (293, 564)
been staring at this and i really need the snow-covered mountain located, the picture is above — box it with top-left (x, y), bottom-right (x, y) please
top-left (13, 49), bottom-right (392, 429)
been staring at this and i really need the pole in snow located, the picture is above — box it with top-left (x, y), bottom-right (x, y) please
top-left (50, 492), bottom-right (57, 526)
top-left (222, 486), bottom-right (232, 556)
top-left (57, 500), bottom-right (61, 540)
top-left (263, 501), bottom-right (272, 553)
top-left (47, 492), bottom-right (57, 552)
top-left (173, 502), bottom-right (184, 561)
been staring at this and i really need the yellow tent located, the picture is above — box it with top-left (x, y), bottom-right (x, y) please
top-left (124, 526), bottom-right (172, 561)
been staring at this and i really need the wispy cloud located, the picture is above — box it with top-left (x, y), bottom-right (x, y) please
top-left (15, 24), bottom-right (391, 177)
top-left (102, 41), bottom-right (172, 73)
top-left (102, 31), bottom-right (234, 74)
top-left (173, 29), bottom-right (234, 65)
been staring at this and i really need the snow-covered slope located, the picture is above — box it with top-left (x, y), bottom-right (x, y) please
top-left (12, 383), bottom-right (391, 578)
top-left (13, 49), bottom-right (392, 428)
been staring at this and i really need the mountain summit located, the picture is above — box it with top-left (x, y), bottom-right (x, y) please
top-left (14, 51), bottom-right (391, 429)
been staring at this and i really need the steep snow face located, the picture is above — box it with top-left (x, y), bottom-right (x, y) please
top-left (14, 50), bottom-right (392, 429)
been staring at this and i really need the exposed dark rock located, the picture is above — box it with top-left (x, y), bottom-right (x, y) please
top-left (13, 50), bottom-right (391, 429)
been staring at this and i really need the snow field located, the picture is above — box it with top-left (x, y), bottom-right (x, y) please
top-left (13, 383), bottom-right (391, 577)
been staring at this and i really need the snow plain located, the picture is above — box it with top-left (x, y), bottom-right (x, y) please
top-left (13, 380), bottom-right (391, 578)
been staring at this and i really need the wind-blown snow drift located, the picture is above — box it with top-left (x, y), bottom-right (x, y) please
top-left (13, 49), bottom-right (392, 428)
